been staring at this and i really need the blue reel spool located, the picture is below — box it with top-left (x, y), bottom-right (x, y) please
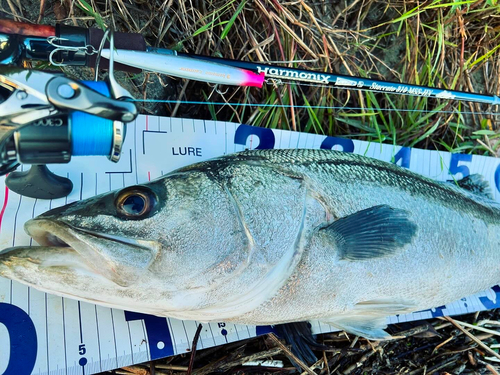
top-left (71, 80), bottom-right (115, 157)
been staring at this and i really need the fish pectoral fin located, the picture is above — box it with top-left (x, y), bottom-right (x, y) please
top-left (321, 316), bottom-right (391, 340)
top-left (446, 173), bottom-right (494, 199)
top-left (324, 204), bottom-right (417, 261)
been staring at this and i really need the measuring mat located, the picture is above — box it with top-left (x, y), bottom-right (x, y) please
top-left (1, 115), bottom-right (500, 375)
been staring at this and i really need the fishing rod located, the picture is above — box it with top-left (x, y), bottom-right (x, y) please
top-left (1, 19), bottom-right (499, 109)
top-left (141, 49), bottom-right (500, 106)
top-left (0, 21), bottom-right (498, 200)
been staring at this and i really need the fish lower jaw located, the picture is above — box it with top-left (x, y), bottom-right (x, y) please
top-left (39, 249), bottom-right (95, 273)
top-left (24, 219), bottom-right (112, 275)
top-left (0, 245), bottom-right (96, 275)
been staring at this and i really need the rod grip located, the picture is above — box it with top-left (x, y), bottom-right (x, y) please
top-left (0, 20), bottom-right (148, 73)
top-left (0, 18), bottom-right (55, 37)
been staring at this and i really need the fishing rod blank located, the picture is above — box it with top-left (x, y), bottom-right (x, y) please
top-left (173, 50), bottom-right (500, 107)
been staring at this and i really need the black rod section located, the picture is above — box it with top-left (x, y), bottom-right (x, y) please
top-left (172, 50), bottom-right (500, 106)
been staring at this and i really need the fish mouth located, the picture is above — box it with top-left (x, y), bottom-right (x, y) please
top-left (25, 219), bottom-right (149, 252)
top-left (0, 218), bottom-right (159, 311)
top-left (1, 218), bottom-right (158, 288)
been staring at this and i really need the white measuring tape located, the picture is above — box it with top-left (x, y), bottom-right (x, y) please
top-left (1, 115), bottom-right (500, 375)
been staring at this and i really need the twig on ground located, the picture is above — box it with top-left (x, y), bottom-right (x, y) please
top-left (186, 323), bottom-right (203, 375)
top-left (444, 317), bottom-right (500, 361)
top-left (267, 333), bottom-right (316, 375)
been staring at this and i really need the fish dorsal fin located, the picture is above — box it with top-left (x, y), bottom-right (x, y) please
top-left (448, 174), bottom-right (494, 200)
top-left (323, 205), bottom-right (418, 261)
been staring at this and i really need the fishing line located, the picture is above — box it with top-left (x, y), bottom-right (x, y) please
top-left (274, 80), bottom-right (500, 107)
top-left (130, 98), bottom-right (500, 116)
top-left (131, 82), bottom-right (499, 116)
top-left (71, 113), bottom-right (113, 156)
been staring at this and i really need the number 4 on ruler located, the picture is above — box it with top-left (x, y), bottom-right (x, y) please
top-left (125, 311), bottom-right (174, 359)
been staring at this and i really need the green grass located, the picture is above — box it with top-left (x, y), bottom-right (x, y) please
top-left (26, 0), bottom-right (500, 157)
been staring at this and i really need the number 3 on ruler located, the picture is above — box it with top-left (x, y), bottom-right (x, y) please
top-left (234, 125), bottom-right (275, 149)
top-left (0, 303), bottom-right (37, 375)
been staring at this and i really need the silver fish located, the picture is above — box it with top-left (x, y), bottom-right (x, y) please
top-left (1, 149), bottom-right (499, 339)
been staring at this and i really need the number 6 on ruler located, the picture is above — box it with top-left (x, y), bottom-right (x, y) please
top-left (0, 303), bottom-right (37, 375)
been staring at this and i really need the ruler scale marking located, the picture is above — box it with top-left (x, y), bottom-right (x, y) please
top-left (1, 115), bottom-right (500, 374)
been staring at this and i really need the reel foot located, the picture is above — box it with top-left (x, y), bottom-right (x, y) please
top-left (6, 165), bottom-right (73, 199)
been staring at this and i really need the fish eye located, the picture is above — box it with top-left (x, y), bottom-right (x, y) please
top-left (115, 187), bottom-right (156, 219)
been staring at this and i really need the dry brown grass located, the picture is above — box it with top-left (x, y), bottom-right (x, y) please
top-left (96, 310), bottom-right (500, 375)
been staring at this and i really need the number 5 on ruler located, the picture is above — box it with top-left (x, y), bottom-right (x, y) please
top-left (449, 153), bottom-right (472, 180)
top-left (79, 344), bottom-right (86, 355)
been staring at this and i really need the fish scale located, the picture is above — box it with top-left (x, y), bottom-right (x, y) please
top-left (221, 149), bottom-right (500, 221)
top-left (1, 149), bottom-right (500, 339)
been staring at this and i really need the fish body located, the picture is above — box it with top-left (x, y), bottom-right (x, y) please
top-left (1, 149), bottom-right (499, 339)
